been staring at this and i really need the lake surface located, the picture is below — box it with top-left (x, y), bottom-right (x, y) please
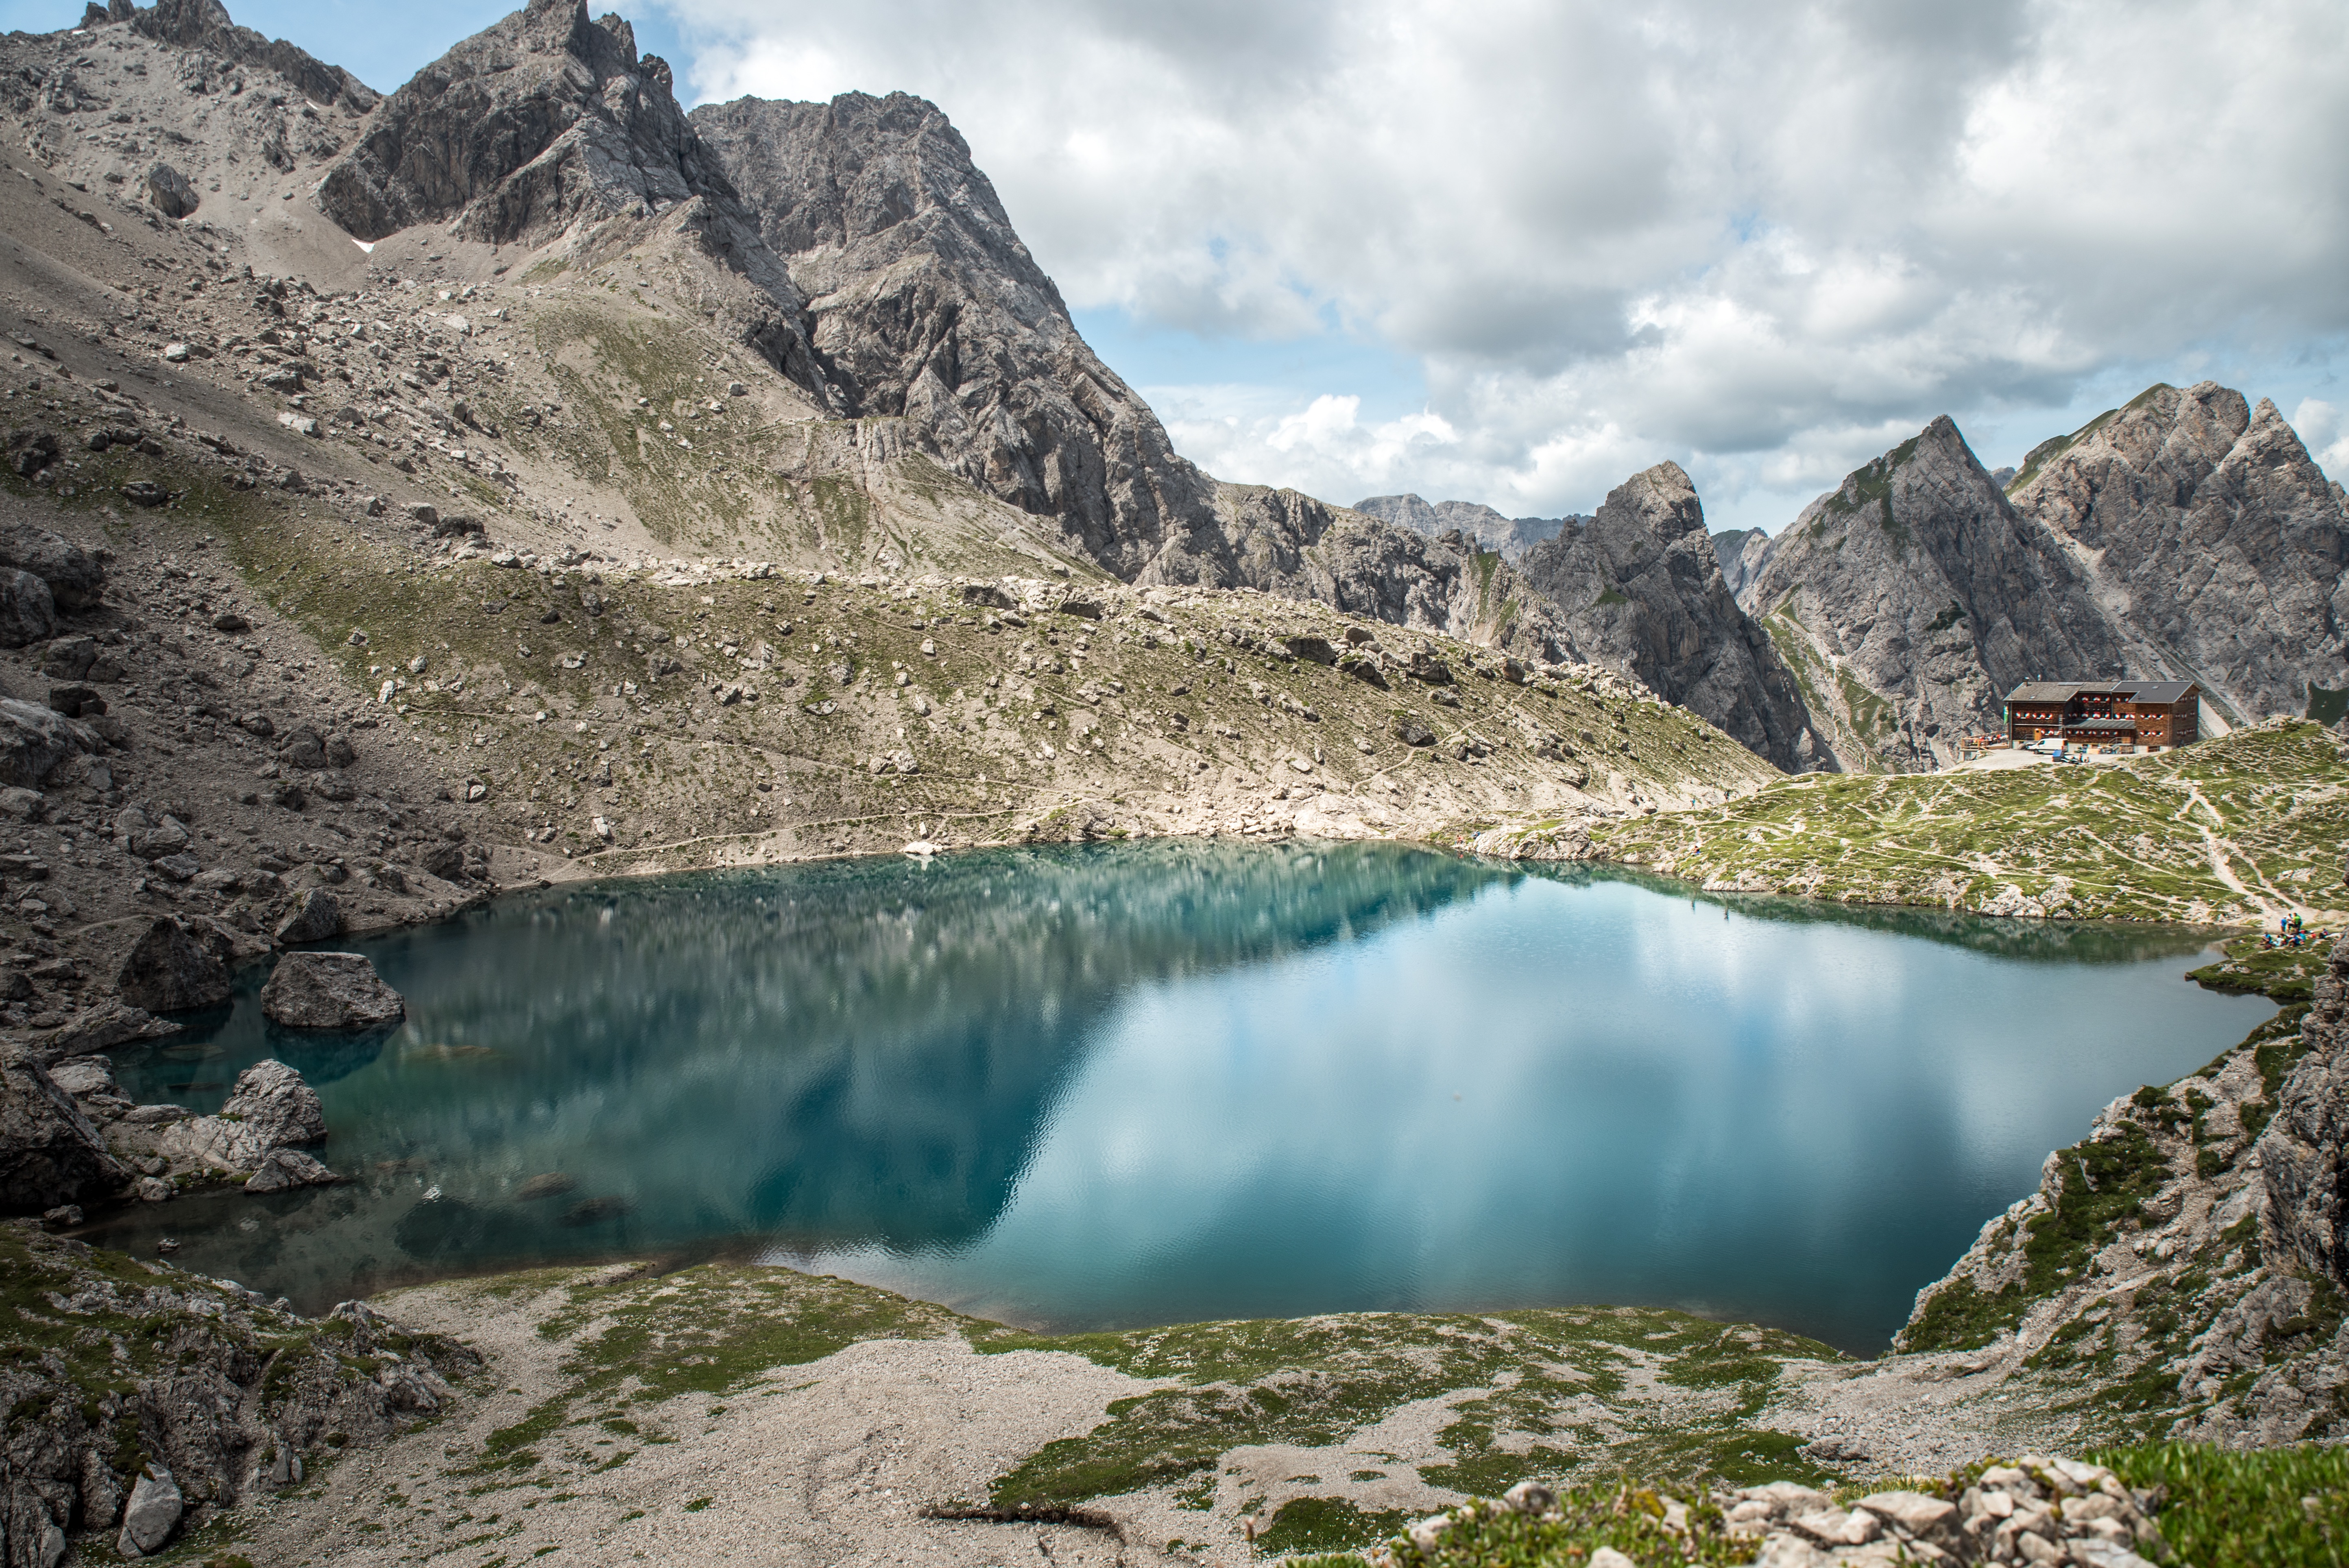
top-left (87, 842), bottom-right (2269, 1354)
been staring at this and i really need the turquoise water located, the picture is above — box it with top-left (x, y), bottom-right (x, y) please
top-left (87, 843), bottom-right (2268, 1354)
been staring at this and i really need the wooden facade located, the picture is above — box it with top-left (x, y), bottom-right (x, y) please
top-left (2004, 681), bottom-right (2201, 748)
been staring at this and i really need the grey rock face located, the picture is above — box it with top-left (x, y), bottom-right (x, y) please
top-left (260, 953), bottom-right (405, 1031)
top-left (0, 521), bottom-right (91, 611)
top-left (244, 1147), bottom-right (341, 1193)
top-left (115, 917), bottom-right (231, 1014)
top-left (1195, 486), bottom-right (1578, 665)
top-left (0, 697), bottom-right (100, 788)
top-left (0, 1223), bottom-right (480, 1566)
top-left (37, 1000), bottom-right (181, 1064)
top-left (1353, 494), bottom-right (1575, 560)
top-left (0, 567), bottom-right (55, 647)
top-left (1518, 463), bottom-right (1826, 772)
top-left (274, 888), bottom-right (342, 944)
top-left (2009, 382), bottom-right (2349, 724)
top-left (220, 1058), bottom-right (327, 1146)
top-left (0, 1049), bottom-right (129, 1212)
top-left (315, 0), bottom-right (831, 400)
top-left (144, 160), bottom-right (198, 219)
top-left (128, 0), bottom-right (375, 113)
top-left (692, 90), bottom-right (1213, 579)
top-left (1740, 417), bottom-right (2129, 772)
top-left (2260, 935), bottom-right (2349, 1288)
top-left (1710, 528), bottom-right (1773, 598)
top-left (116, 1465), bottom-right (182, 1557)
top-left (688, 93), bottom-right (1555, 661)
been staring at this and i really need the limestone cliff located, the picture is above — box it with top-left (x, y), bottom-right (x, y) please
top-left (125, 0), bottom-right (375, 113)
top-left (314, 0), bottom-right (836, 401)
top-left (1710, 527), bottom-right (1771, 598)
top-left (2007, 381), bottom-right (2349, 725)
top-left (1739, 418), bottom-right (2128, 771)
top-left (1353, 493), bottom-right (1571, 560)
top-left (1518, 462), bottom-right (1827, 772)
top-left (683, 90), bottom-right (1586, 663)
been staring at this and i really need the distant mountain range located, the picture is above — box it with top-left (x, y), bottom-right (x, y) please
top-left (1398, 388), bottom-right (2349, 772)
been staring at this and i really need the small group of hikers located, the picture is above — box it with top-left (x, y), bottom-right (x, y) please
top-left (2265, 912), bottom-right (2331, 949)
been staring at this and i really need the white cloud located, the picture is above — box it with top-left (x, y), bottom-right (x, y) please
top-left (667, 0), bottom-right (2349, 525)
top-left (2295, 399), bottom-right (2349, 481)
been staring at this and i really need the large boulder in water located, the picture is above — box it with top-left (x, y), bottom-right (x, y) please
top-left (0, 1047), bottom-right (129, 1212)
top-left (116, 917), bottom-right (231, 1013)
top-left (221, 1058), bottom-right (327, 1145)
top-left (260, 952), bottom-right (404, 1031)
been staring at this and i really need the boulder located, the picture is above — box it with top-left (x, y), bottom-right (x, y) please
top-left (220, 1058), bottom-right (327, 1146)
top-left (118, 804), bottom-right (192, 859)
top-left (0, 1048), bottom-right (130, 1212)
top-left (116, 1464), bottom-right (182, 1557)
top-left (275, 888), bottom-right (343, 944)
top-left (145, 160), bottom-right (198, 219)
top-left (260, 952), bottom-right (404, 1031)
top-left (278, 726), bottom-right (328, 769)
top-left (0, 696), bottom-right (101, 788)
top-left (116, 917), bottom-right (232, 1013)
top-left (0, 567), bottom-right (56, 646)
top-left (0, 519), bottom-right (105, 610)
top-left (39, 1004), bottom-right (179, 1066)
top-left (244, 1147), bottom-right (342, 1193)
top-left (3, 429), bottom-right (58, 478)
top-left (47, 682), bottom-right (104, 717)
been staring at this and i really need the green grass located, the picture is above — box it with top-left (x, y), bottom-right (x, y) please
top-left (1287, 1446), bottom-right (2347, 1568)
top-left (1254, 1497), bottom-right (1411, 1556)
top-left (1289, 1480), bottom-right (1751, 1568)
top-left (2094, 1443), bottom-right (2349, 1568)
top-left (1593, 721), bottom-right (2349, 925)
top-left (981, 1308), bottom-right (1834, 1510)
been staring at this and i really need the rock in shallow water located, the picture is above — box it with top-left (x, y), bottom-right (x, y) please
top-left (222, 1058), bottom-right (327, 1146)
top-left (245, 1147), bottom-right (342, 1193)
top-left (260, 952), bottom-right (405, 1030)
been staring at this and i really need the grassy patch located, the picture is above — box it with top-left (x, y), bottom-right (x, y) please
top-left (1594, 721), bottom-right (2349, 925)
top-left (2096, 1442), bottom-right (2349, 1568)
top-left (985, 1307), bottom-right (1837, 1510)
top-left (1254, 1497), bottom-right (1412, 1557)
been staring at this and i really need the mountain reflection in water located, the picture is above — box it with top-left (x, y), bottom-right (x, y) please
top-left (88, 842), bottom-right (2267, 1353)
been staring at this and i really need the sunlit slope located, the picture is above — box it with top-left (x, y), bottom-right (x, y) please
top-left (1581, 722), bottom-right (2349, 925)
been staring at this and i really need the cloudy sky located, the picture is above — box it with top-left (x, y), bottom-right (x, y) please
top-left (12, 0), bottom-right (2346, 530)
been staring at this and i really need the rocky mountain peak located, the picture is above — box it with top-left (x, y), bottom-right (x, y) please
top-left (1352, 494), bottom-right (1573, 560)
top-left (121, 0), bottom-right (377, 113)
top-left (317, 0), bottom-right (726, 247)
top-left (1518, 462), bottom-right (1827, 771)
top-left (1743, 415), bottom-right (2127, 771)
top-left (2009, 380), bottom-right (2349, 723)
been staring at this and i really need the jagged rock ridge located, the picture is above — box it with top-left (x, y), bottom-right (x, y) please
top-left (123, 0), bottom-right (376, 113)
top-left (1353, 493), bottom-right (1573, 560)
top-left (1740, 418), bottom-right (2129, 771)
top-left (1517, 463), bottom-right (1828, 773)
top-left (314, 0), bottom-right (835, 403)
top-left (2008, 381), bottom-right (2349, 725)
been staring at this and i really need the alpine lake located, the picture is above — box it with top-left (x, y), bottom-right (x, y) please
top-left (84, 842), bottom-right (2271, 1356)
